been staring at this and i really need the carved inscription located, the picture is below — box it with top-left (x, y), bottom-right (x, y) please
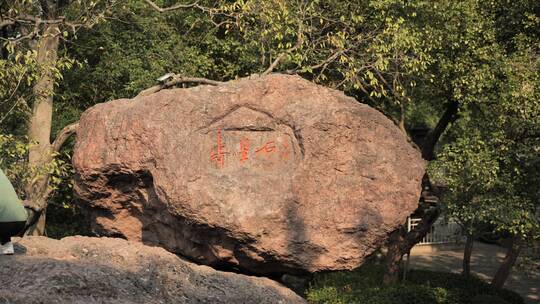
top-left (208, 129), bottom-right (294, 170)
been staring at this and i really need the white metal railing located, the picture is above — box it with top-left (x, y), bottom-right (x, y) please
top-left (407, 216), bottom-right (462, 245)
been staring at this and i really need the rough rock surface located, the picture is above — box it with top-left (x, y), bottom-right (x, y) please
top-left (0, 236), bottom-right (305, 304)
top-left (73, 74), bottom-right (425, 275)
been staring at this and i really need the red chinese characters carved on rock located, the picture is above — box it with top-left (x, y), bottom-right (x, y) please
top-left (280, 141), bottom-right (291, 160)
top-left (210, 130), bottom-right (291, 168)
top-left (255, 141), bottom-right (276, 154)
top-left (239, 138), bottom-right (250, 162)
top-left (210, 130), bottom-right (226, 168)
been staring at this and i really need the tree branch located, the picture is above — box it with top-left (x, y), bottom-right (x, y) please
top-left (263, 53), bottom-right (289, 76)
top-left (51, 122), bottom-right (79, 152)
top-left (285, 48), bottom-right (347, 76)
top-left (262, 21), bottom-right (304, 75)
top-left (136, 75), bottom-right (223, 97)
top-left (404, 204), bottom-right (440, 248)
top-left (0, 19), bottom-right (16, 28)
top-left (143, 0), bottom-right (207, 13)
top-left (382, 173), bottom-right (442, 285)
top-left (1, 1), bottom-right (115, 42)
top-left (0, 97), bottom-right (24, 124)
top-left (422, 100), bottom-right (459, 160)
top-left (0, 15), bottom-right (65, 29)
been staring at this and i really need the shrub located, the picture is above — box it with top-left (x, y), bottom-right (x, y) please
top-left (306, 264), bottom-right (523, 304)
top-left (471, 295), bottom-right (510, 304)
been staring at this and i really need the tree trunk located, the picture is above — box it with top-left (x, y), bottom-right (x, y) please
top-left (402, 251), bottom-right (411, 281)
top-left (421, 100), bottom-right (459, 161)
top-left (463, 233), bottom-right (474, 276)
top-left (382, 202), bottom-right (440, 285)
top-left (382, 100), bottom-right (460, 283)
top-left (491, 235), bottom-right (523, 289)
top-left (25, 24), bottom-right (59, 235)
top-left (383, 227), bottom-right (406, 284)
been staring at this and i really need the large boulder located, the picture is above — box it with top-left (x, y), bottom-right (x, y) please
top-left (73, 74), bottom-right (425, 275)
top-left (0, 236), bottom-right (305, 304)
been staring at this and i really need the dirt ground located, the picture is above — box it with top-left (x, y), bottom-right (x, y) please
top-left (409, 242), bottom-right (539, 304)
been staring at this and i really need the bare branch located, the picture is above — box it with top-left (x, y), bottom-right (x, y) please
top-left (356, 78), bottom-right (378, 104)
top-left (0, 19), bottom-right (16, 28)
top-left (311, 50), bottom-right (345, 72)
top-left (262, 53), bottom-right (289, 76)
top-left (0, 68), bottom-right (27, 107)
top-left (143, 0), bottom-right (207, 13)
top-left (1, 19), bottom-right (43, 42)
top-left (51, 122), bottom-right (79, 152)
top-left (262, 41), bottom-right (303, 75)
top-left (262, 21), bottom-right (304, 75)
top-left (285, 49), bottom-right (346, 75)
top-left (0, 15), bottom-right (65, 29)
top-left (136, 75), bottom-right (223, 97)
top-left (0, 97), bottom-right (24, 124)
top-left (398, 102), bottom-right (406, 133)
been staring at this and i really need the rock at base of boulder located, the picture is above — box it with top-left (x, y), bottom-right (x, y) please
top-left (0, 236), bottom-right (305, 304)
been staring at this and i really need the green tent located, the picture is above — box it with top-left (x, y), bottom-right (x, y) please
top-left (0, 169), bottom-right (27, 223)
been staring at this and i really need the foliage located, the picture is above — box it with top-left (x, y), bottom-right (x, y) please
top-left (0, 133), bottom-right (82, 237)
top-left (515, 242), bottom-right (540, 278)
top-left (429, 132), bottom-right (499, 235)
top-left (0, 42), bottom-right (77, 132)
top-left (306, 263), bottom-right (523, 304)
top-left (428, 20), bottom-right (540, 242)
top-left (0, 0), bottom-right (114, 131)
top-left (0, 133), bottom-right (72, 195)
top-left (57, 0), bottom-right (512, 130)
top-left (0, 46), bottom-right (37, 133)
top-left (0, 134), bottom-right (32, 194)
top-left (219, 0), bottom-right (440, 127)
top-left (45, 141), bottom-right (89, 238)
top-left (60, 0), bottom-right (476, 128)
top-left (58, 0), bottom-right (253, 106)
